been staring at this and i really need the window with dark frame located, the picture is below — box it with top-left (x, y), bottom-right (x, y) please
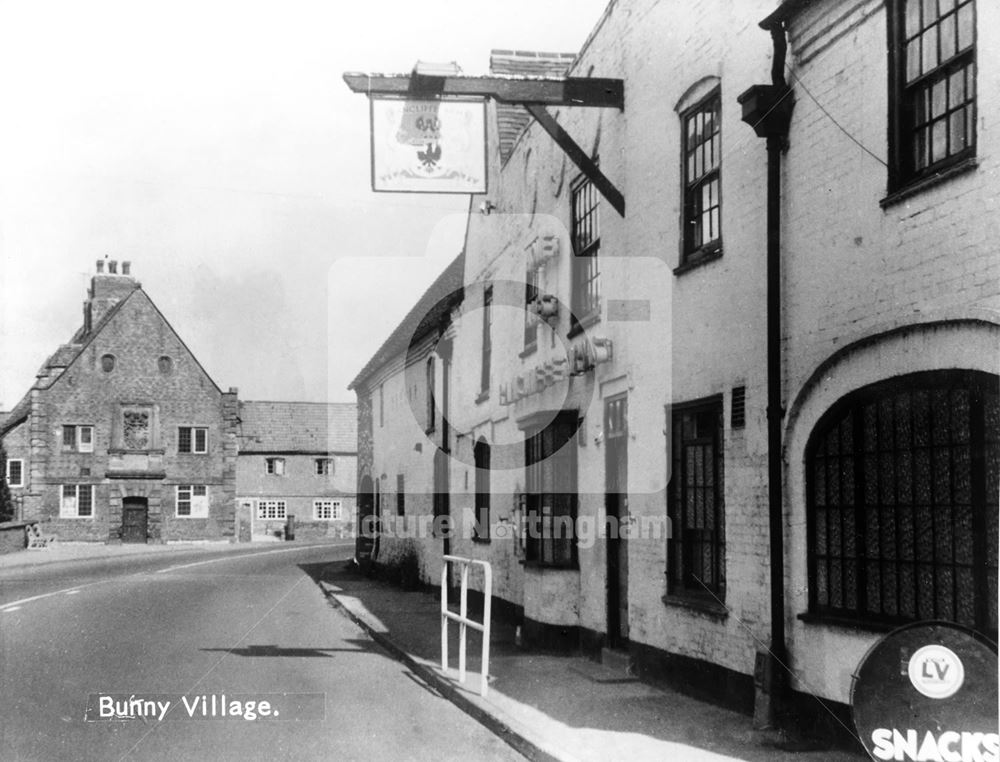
top-left (524, 413), bottom-right (578, 568)
top-left (681, 89), bottom-right (721, 263)
top-left (889, 0), bottom-right (976, 192)
top-left (570, 176), bottom-right (600, 328)
top-left (474, 439), bottom-right (490, 541)
top-left (480, 286), bottom-right (493, 395)
top-left (807, 370), bottom-right (998, 636)
top-left (62, 424), bottom-right (94, 452)
top-left (314, 458), bottom-right (333, 476)
top-left (667, 398), bottom-right (725, 601)
top-left (265, 457), bottom-right (285, 476)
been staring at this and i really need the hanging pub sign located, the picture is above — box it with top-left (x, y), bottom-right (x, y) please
top-left (369, 96), bottom-right (486, 193)
top-left (851, 622), bottom-right (998, 762)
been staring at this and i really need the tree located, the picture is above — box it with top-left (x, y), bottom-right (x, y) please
top-left (0, 445), bottom-right (15, 522)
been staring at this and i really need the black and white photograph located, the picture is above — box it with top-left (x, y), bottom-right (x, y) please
top-left (1, 1), bottom-right (997, 760)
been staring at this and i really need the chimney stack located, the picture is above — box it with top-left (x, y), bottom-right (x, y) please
top-left (96, 259), bottom-right (104, 274)
top-left (108, 260), bottom-right (118, 274)
top-left (85, 258), bottom-right (138, 331)
top-left (122, 261), bottom-right (131, 276)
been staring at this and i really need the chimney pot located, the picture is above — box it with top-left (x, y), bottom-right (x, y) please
top-left (108, 260), bottom-right (118, 274)
top-left (96, 260), bottom-right (104, 274)
top-left (122, 261), bottom-right (131, 276)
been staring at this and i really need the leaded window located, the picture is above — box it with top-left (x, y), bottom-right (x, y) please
top-left (668, 398), bottom-right (725, 600)
top-left (807, 371), bottom-right (997, 635)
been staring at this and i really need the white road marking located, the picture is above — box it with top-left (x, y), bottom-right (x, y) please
top-left (0, 542), bottom-right (352, 612)
top-left (154, 542), bottom-right (352, 575)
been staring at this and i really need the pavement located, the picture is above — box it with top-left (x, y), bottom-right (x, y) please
top-left (316, 562), bottom-right (868, 762)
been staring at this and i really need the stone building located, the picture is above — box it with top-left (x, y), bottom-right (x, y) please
top-left (354, 0), bottom-right (997, 739)
top-left (0, 261), bottom-right (240, 543)
top-left (235, 401), bottom-right (357, 541)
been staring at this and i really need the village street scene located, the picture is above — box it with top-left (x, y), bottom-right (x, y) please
top-left (1, 1), bottom-right (997, 760)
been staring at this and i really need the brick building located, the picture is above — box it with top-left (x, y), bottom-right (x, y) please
top-left (235, 401), bottom-right (357, 541)
top-left (0, 261), bottom-right (240, 543)
top-left (355, 0), bottom-right (997, 739)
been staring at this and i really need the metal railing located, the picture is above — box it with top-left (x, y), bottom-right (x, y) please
top-left (440, 555), bottom-right (492, 697)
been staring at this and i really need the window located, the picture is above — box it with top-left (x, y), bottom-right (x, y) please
top-left (474, 439), bottom-right (491, 541)
top-left (480, 286), bottom-right (492, 395)
top-left (62, 425), bottom-right (94, 453)
top-left (524, 261), bottom-right (540, 350)
top-left (889, 0), bottom-right (976, 191)
top-left (257, 500), bottom-right (287, 520)
top-left (176, 485), bottom-right (209, 518)
top-left (178, 426), bottom-right (208, 454)
top-left (101, 353), bottom-right (115, 373)
top-left (807, 371), bottom-right (997, 635)
top-left (668, 398), bottom-right (725, 601)
top-left (396, 474), bottom-right (405, 516)
top-left (314, 500), bottom-right (342, 520)
top-left (524, 413), bottom-right (578, 567)
top-left (6, 459), bottom-right (24, 488)
top-left (681, 89), bottom-right (721, 263)
top-left (265, 457), bottom-right (285, 476)
top-left (731, 386), bottom-right (746, 429)
top-left (60, 484), bottom-right (94, 518)
top-left (158, 355), bottom-right (173, 374)
top-left (426, 357), bottom-right (436, 432)
top-left (315, 458), bottom-right (333, 476)
top-left (571, 176), bottom-right (600, 327)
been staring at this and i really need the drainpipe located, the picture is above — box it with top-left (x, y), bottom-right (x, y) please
top-left (738, 21), bottom-right (795, 728)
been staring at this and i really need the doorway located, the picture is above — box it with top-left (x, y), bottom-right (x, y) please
top-left (356, 475), bottom-right (375, 564)
top-left (605, 394), bottom-right (629, 647)
top-left (121, 497), bottom-right (148, 544)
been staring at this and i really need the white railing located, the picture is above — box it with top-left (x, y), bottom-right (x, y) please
top-left (440, 555), bottom-right (492, 697)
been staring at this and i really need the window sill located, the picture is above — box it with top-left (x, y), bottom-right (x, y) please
top-left (881, 157), bottom-right (978, 209)
top-left (796, 611), bottom-right (899, 635)
top-left (662, 594), bottom-right (728, 620)
top-left (475, 390), bottom-right (490, 405)
top-left (519, 559), bottom-right (579, 572)
top-left (673, 247), bottom-right (722, 276)
top-left (519, 343), bottom-right (537, 359)
top-left (472, 536), bottom-right (491, 545)
top-left (567, 312), bottom-right (600, 339)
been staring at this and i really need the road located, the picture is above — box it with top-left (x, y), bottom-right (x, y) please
top-left (0, 543), bottom-right (524, 762)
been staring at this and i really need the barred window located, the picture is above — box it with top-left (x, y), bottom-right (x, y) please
top-left (681, 90), bottom-right (721, 262)
top-left (889, 0), bottom-right (976, 189)
top-left (807, 371), bottom-right (998, 636)
top-left (667, 398), bottom-right (725, 600)
top-left (571, 175), bottom-right (600, 327)
top-left (524, 413), bottom-right (578, 568)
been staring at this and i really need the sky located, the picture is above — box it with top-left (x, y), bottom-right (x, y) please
top-left (0, 0), bottom-right (609, 407)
